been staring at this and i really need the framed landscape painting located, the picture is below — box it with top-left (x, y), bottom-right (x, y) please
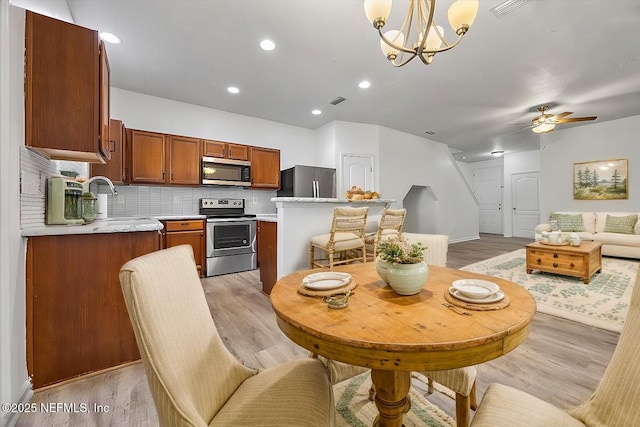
top-left (573, 158), bottom-right (628, 200)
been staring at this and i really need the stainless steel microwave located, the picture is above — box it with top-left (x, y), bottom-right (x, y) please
top-left (202, 157), bottom-right (251, 186)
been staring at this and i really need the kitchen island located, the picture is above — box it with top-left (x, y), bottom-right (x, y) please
top-left (272, 197), bottom-right (395, 279)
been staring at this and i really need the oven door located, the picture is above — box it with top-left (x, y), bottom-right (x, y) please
top-left (206, 219), bottom-right (256, 257)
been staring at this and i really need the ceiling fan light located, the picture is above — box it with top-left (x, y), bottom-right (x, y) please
top-left (364, 0), bottom-right (393, 28)
top-left (425, 25), bottom-right (444, 50)
top-left (448, 0), bottom-right (479, 35)
top-left (381, 30), bottom-right (404, 58)
top-left (533, 123), bottom-right (555, 133)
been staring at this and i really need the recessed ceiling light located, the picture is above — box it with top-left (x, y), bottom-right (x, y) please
top-left (312, 110), bottom-right (322, 115)
top-left (260, 39), bottom-right (276, 51)
top-left (99, 32), bottom-right (121, 44)
top-left (358, 80), bottom-right (371, 89)
top-left (227, 87), bottom-right (240, 94)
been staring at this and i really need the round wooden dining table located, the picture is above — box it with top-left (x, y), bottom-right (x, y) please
top-left (270, 263), bottom-right (537, 427)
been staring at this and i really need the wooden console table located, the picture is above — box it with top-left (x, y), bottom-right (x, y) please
top-left (526, 240), bottom-right (603, 284)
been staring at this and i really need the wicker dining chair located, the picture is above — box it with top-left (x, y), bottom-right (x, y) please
top-left (364, 208), bottom-right (407, 261)
top-left (309, 206), bottom-right (369, 269)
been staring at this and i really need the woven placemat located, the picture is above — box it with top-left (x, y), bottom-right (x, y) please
top-left (444, 290), bottom-right (510, 311)
top-left (298, 279), bottom-right (357, 297)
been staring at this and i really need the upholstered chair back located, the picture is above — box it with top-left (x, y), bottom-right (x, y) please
top-left (569, 268), bottom-right (640, 425)
top-left (120, 245), bottom-right (255, 426)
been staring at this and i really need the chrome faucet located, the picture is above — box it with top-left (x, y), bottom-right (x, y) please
top-left (83, 176), bottom-right (118, 196)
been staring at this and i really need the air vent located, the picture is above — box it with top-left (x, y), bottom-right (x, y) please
top-left (329, 96), bottom-right (346, 105)
top-left (424, 130), bottom-right (436, 135)
top-left (490, 0), bottom-right (530, 18)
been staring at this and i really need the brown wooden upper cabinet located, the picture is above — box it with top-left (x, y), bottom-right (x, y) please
top-left (250, 147), bottom-right (281, 189)
top-left (128, 129), bottom-right (167, 184)
top-left (168, 135), bottom-right (201, 185)
top-left (128, 130), bottom-right (200, 185)
top-left (90, 119), bottom-right (126, 183)
top-left (25, 11), bottom-right (110, 163)
top-left (202, 140), bottom-right (249, 161)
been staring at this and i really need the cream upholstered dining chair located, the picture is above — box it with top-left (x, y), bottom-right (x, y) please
top-left (365, 208), bottom-right (407, 261)
top-left (120, 245), bottom-right (335, 427)
top-left (309, 206), bottom-right (368, 269)
top-left (470, 267), bottom-right (640, 427)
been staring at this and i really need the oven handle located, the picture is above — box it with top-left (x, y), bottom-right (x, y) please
top-left (313, 180), bottom-right (318, 198)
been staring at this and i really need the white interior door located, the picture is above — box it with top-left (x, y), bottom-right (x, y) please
top-left (473, 166), bottom-right (502, 234)
top-left (341, 154), bottom-right (374, 196)
top-left (511, 172), bottom-right (540, 238)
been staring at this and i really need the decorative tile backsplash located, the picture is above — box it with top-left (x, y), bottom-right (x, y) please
top-left (20, 148), bottom-right (277, 228)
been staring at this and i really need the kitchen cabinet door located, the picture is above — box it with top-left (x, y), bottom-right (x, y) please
top-left (257, 220), bottom-right (278, 294)
top-left (26, 232), bottom-right (160, 388)
top-left (250, 147), bottom-right (281, 189)
top-left (161, 220), bottom-right (205, 276)
top-left (128, 129), bottom-right (166, 184)
top-left (90, 119), bottom-right (126, 183)
top-left (168, 135), bottom-right (201, 185)
top-left (202, 140), bottom-right (249, 161)
top-left (25, 11), bottom-right (109, 163)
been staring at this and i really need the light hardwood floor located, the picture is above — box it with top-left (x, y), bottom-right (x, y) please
top-left (17, 234), bottom-right (620, 426)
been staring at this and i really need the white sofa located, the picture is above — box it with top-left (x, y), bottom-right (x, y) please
top-left (535, 212), bottom-right (640, 259)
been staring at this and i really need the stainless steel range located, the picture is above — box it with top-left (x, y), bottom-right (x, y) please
top-left (199, 198), bottom-right (256, 277)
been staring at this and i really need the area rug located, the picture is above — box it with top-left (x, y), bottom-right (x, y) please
top-left (461, 249), bottom-right (639, 333)
top-left (334, 372), bottom-right (454, 427)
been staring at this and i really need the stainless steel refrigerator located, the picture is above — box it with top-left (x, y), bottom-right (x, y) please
top-left (278, 165), bottom-right (336, 198)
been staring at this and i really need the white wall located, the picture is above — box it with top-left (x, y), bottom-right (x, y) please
top-left (313, 121), bottom-right (336, 169)
top-left (503, 150), bottom-right (541, 237)
top-left (378, 126), bottom-right (479, 242)
top-left (1, 5), bottom-right (31, 426)
top-left (111, 88), bottom-right (317, 172)
top-left (540, 115), bottom-right (640, 219)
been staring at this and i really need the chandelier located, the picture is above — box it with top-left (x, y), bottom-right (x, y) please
top-left (364, 0), bottom-right (479, 66)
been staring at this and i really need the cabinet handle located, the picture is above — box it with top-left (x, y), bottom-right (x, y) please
top-left (553, 253), bottom-right (558, 258)
top-left (229, 148), bottom-right (232, 157)
top-left (570, 263), bottom-right (575, 268)
top-left (536, 258), bottom-right (541, 264)
top-left (553, 263), bottom-right (558, 268)
top-left (110, 140), bottom-right (116, 153)
top-left (181, 222), bottom-right (189, 226)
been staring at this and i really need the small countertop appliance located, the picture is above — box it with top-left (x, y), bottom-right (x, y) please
top-left (46, 177), bottom-right (85, 225)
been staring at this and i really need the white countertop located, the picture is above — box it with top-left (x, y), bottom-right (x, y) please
top-left (256, 214), bottom-right (278, 222)
top-left (154, 215), bottom-right (206, 220)
top-left (271, 197), bottom-right (395, 204)
top-left (21, 217), bottom-right (164, 237)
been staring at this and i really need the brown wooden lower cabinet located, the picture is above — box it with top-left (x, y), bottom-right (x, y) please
top-left (257, 220), bottom-right (277, 294)
top-left (26, 231), bottom-right (160, 389)
top-left (161, 219), bottom-right (205, 277)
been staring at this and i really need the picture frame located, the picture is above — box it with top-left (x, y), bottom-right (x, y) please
top-left (573, 158), bottom-right (628, 200)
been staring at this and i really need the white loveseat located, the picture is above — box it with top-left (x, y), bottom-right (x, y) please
top-left (535, 212), bottom-right (640, 259)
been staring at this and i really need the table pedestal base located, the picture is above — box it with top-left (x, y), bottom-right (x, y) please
top-left (371, 369), bottom-right (412, 427)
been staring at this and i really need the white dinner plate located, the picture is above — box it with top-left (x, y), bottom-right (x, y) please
top-left (448, 287), bottom-right (505, 304)
top-left (303, 272), bottom-right (352, 290)
top-left (451, 279), bottom-right (500, 299)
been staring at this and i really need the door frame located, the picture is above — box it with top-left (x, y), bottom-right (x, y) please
top-left (511, 171), bottom-right (541, 238)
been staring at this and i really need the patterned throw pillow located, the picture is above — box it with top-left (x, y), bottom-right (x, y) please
top-left (549, 213), bottom-right (584, 232)
top-left (603, 214), bottom-right (638, 234)
top-left (636, 219), bottom-right (640, 235)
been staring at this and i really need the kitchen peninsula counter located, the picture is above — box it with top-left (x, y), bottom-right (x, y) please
top-left (271, 197), bottom-right (396, 279)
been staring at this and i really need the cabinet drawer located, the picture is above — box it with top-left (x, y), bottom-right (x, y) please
top-left (164, 220), bottom-right (204, 232)
top-left (530, 253), bottom-right (585, 270)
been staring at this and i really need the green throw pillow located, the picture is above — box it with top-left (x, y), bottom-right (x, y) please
top-left (603, 214), bottom-right (638, 234)
top-left (549, 213), bottom-right (584, 232)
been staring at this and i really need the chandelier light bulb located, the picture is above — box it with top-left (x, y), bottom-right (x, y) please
top-left (425, 25), bottom-right (444, 50)
top-left (381, 30), bottom-right (404, 60)
top-left (364, 0), bottom-right (393, 28)
top-left (532, 123), bottom-right (556, 133)
top-left (448, 0), bottom-right (479, 35)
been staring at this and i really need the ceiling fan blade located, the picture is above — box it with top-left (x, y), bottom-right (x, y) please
top-left (553, 112), bottom-right (573, 119)
top-left (555, 116), bottom-right (597, 124)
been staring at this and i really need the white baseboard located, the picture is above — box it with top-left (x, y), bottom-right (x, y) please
top-left (449, 234), bottom-right (480, 244)
top-left (2, 378), bottom-right (33, 427)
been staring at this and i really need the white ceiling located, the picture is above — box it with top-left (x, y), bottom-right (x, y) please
top-left (28, 0), bottom-right (640, 162)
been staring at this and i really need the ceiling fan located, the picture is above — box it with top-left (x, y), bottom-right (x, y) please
top-left (531, 105), bottom-right (597, 134)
